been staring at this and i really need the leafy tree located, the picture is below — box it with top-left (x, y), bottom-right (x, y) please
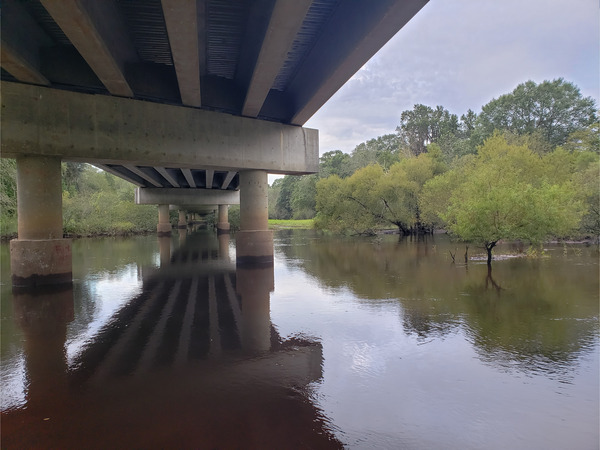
top-left (316, 152), bottom-right (445, 235)
top-left (0, 159), bottom-right (17, 216)
top-left (319, 150), bottom-right (353, 178)
top-left (290, 174), bottom-right (317, 219)
top-left (377, 149), bottom-right (446, 233)
top-left (433, 135), bottom-right (584, 265)
top-left (474, 78), bottom-right (597, 149)
top-left (563, 122), bottom-right (600, 154)
top-left (273, 175), bottom-right (298, 219)
top-left (350, 133), bottom-right (402, 170)
top-left (573, 159), bottom-right (600, 237)
top-left (315, 173), bottom-right (378, 235)
top-left (397, 104), bottom-right (459, 156)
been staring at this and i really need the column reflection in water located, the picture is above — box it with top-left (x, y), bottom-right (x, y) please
top-left (2, 230), bottom-right (341, 449)
top-left (12, 285), bottom-right (73, 410)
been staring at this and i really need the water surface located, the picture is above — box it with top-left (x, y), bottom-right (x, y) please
top-left (1, 229), bottom-right (598, 449)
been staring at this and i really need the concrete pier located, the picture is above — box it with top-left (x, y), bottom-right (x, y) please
top-left (157, 204), bottom-right (172, 236)
top-left (177, 210), bottom-right (187, 229)
top-left (237, 170), bottom-right (273, 266)
top-left (10, 156), bottom-right (72, 286)
top-left (217, 205), bottom-right (230, 234)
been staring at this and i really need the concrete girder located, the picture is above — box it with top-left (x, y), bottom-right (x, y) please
top-left (181, 169), bottom-right (197, 188)
top-left (289, 0), bottom-right (429, 125)
top-left (241, 0), bottom-right (311, 118)
top-left (135, 188), bottom-right (240, 206)
top-left (0, 0), bottom-right (51, 86)
top-left (94, 164), bottom-right (144, 187)
top-left (40, 0), bottom-right (137, 97)
top-left (1, 82), bottom-right (319, 175)
top-left (161, 0), bottom-right (202, 107)
top-left (205, 170), bottom-right (214, 189)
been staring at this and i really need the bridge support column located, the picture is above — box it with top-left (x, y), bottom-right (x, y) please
top-left (217, 204), bottom-right (230, 234)
top-left (10, 156), bottom-right (72, 287)
top-left (236, 170), bottom-right (273, 266)
top-left (157, 204), bottom-right (172, 236)
top-left (177, 210), bottom-right (187, 229)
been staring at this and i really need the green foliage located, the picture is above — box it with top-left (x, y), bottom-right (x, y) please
top-left (432, 135), bottom-right (584, 262)
top-left (319, 150), bottom-right (353, 178)
top-left (563, 122), bottom-right (600, 154)
top-left (316, 153), bottom-right (446, 235)
top-left (350, 133), bottom-right (402, 170)
top-left (397, 104), bottom-right (459, 156)
top-left (475, 79), bottom-right (597, 149)
top-left (0, 159), bottom-right (17, 217)
top-left (62, 165), bottom-right (157, 236)
top-left (572, 160), bottom-right (600, 237)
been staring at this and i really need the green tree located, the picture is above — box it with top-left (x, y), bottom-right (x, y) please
top-left (315, 173), bottom-right (378, 235)
top-left (350, 133), bottom-right (402, 170)
top-left (290, 174), bottom-right (317, 219)
top-left (273, 175), bottom-right (298, 219)
top-left (434, 135), bottom-right (584, 265)
top-left (0, 159), bottom-right (17, 216)
top-left (319, 150), bottom-right (353, 178)
top-left (397, 104), bottom-right (459, 156)
top-left (563, 122), bottom-right (600, 154)
top-left (474, 79), bottom-right (597, 149)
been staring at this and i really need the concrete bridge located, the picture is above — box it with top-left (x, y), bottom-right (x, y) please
top-left (1, 0), bottom-right (428, 286)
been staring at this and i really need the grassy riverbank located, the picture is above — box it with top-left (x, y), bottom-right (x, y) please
top-left (268, 219), bottom-right (314, 229)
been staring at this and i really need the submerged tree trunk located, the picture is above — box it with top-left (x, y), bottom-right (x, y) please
top-left (485, 241), bottom-right (497, 266)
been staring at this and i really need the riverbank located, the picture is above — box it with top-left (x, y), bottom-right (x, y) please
top-left (268, 219), bottom-right (315, 229)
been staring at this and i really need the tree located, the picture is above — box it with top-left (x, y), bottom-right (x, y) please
top-left (319, 150), bottom-right (353, 178)
top-left (377, 148), bottom-right (446, 234)
top-left (273, 175), bottom-right (298, 219)
top-left (350, 133), bottom-right (403, 170)
top-left (0, 159), bottom-right (17, 217)
top-left (397, 104), bottom-right (459, 156)
top-left (474, 79), bottom-right (597, 149)
top-left (291, 174), bottom-right (317, 219)
top-left (316, 152), bottom-right (445, 235)
top-left (315, 173), bottom-right (379, 235)
top-left (563, 122), bottom-right (600, 154)
top-left (434, 135), bottom-right (584, 265)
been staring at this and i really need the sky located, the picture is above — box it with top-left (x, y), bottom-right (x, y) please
top-left (301, 0), bottom-right (599, 157)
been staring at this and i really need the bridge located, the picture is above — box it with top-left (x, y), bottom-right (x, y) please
top-left (1, 0), bottom-right (428, 286)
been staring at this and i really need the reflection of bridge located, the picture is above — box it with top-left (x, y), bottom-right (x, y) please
top-left (7, 230), bottom-right (336, 448)
top-left (1, 0), bottom-right (428, 286)
top-left (68, 231), bottom-right (321, 384)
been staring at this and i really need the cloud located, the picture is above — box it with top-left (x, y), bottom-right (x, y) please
top-left (305, 0), bottom-right (599, 156)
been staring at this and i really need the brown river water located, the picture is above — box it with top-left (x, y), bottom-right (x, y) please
top-left (1, 229), bottom-right (598, 449)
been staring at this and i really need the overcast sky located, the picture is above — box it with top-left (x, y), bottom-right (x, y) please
top-left (302, 0), bottom-right (599, 156)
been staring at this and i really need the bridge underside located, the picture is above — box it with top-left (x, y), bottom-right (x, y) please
top-left (1, 0), bottom-right (429, 286)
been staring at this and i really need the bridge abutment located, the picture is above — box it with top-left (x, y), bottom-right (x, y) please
top-left (236, 170), bottom-right (273, 266)
top-left (10, 156), bottom-right (72, 287)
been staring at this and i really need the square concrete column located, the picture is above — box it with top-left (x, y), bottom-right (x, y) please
top-left (217, 204), bottom-right (230, 234)
top-left (157, 204), bottom-right (172, 236)
top-left (237, 170), bottom-right (273, 266)
top-left (10, 156), bottom-right (72, 286)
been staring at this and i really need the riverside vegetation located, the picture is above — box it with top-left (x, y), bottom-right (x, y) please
top-left (1, 78), bottom-right (598, 261)
top-left (270, 78), bottom-right (599, 264)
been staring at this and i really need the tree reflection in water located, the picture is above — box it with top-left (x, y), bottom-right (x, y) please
top-left (275, 229), bottom-right (599, 382)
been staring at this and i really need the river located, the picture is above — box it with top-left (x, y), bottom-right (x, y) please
top-left (1, 229), bottom-right (598, 449)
